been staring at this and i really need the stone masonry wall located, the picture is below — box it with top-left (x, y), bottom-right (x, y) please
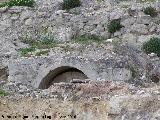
top-left (0, 0), bottom-right (160, 56)
top-left (0, 0), bottom-right (160, 87)
top-left (8, 53), bottom-right (131, 88)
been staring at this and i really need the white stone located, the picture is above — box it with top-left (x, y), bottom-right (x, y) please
top-left (25, 18), bottom-right (33, 26)
top-left (106, 39), bottom-right (113, 43)
top-left (109, 11), bottom-right (123, 20)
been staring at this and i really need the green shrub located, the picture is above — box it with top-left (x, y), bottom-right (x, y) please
top-left (62, 0), bottom-right (81, 10)
top-left (142, 37), bottom-right (160, 57)
top-left (32, 39), bottom-right (56, 49)
top-left (18, 33), bottom-right (56, 57)
top-left (35, 50), bottom-right (49, 56)
top-left (61, 45), bottom-right (74, 52)
top-left (73, 34), bottom-right (103, 44)
top-left (108, 19), bottom-right (123, 34)
top-left (0, 3), bottom-right (6, 7)
top-left (20, 34), bottom-right (56, 49)
top-left (143, 6), bottom-right (158, 17)
top-left (0, 89), bottom-right (8, 96)
top-left (0, 0), bottom-right (34, 8)
top-left (18, 47), bottom-right (35, 57)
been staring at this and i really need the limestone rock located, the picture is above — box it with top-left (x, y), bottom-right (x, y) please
top-left (109, 11), bottom-right (123, 20)
top-left (130, 23), bottom-right (148, 35)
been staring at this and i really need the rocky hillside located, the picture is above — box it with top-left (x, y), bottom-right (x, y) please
top-left (0, 0), bottom-right (160, 119)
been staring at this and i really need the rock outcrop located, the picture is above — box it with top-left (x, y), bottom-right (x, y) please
top-left (0, 0), bottom-right (160, 119)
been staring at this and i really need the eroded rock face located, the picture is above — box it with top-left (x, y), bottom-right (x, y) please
top-left (0, 81), bottom-right (160, 120)
top-left (0, 0), bottom-right (160, 119)
top-left (0, 66), bottom-right (8, 81)
top-left (0, 0), bottom-right (159, 54)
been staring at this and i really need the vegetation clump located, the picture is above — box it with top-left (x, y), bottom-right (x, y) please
top-left (142, 37), bottom-right (160, 57)
top-left (108, 19), bottom-right (123, 34)
top-left (35, 50), bottom-right (50, 56)
top-left (0, 89), bottom-right (8, 96)
top-left (18, 47), bottom-right (35, 57)
top-left (20, 33), bottom-right (56, 49)
top-left (143, 6), bottom-right (158, 17)
top-left (18, 33), bottom-right (56, 57)
top-left (0, 0), bottom-right (34, 8)
top-left (62, 0), bottom-right (81, 10)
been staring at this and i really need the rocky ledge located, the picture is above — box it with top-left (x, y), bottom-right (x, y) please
top-left (0, 80), bottom-right (160, 120)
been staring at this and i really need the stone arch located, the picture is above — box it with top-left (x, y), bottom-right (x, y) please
top-left (31, 57), bottom-right (99, 89)
top-left (38, 66), bottom-right (88, 89)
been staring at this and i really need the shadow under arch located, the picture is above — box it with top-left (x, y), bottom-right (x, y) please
top-left (38, 66), bottom-right (88, 89)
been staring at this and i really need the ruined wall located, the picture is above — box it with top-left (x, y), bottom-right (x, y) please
top-left (8, 53), bottom-right (131, 88)
top-left (0, 1), bottom-right (160, 119)
top-left (0, 0), bottom-right (159, 79)
top-left (0, 0), bottom-right (160, 56)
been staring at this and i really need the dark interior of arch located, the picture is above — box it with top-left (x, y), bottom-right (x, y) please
top-left (38, 66), bottom-right (88, 89)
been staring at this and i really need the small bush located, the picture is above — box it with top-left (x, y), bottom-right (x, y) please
top-left (142, 37), bottom-right (160, 57)
top-left (0, 3), bottom-right (6, 8)
top-left (0, 89), bottom-right (8, 96)
top-left (61, 45), bottom-right (74, 52)
top-left (20, 34), bottom-right (56, 49)
top-left (0, 0), bottom-right (34, 8)
top-left (143, 6), bottom-right (158, 17)
top-left (73, 34), bottom-right (103, 44)
top-left (62, 0), bottom-right (81, 10)
top-left (108, 20), bottom-right (123, 34)
top-left (19, 33), bottom-right (56, 57)
top-left (35, 50), bottom-right (49, 56)
top-left (18, 47), bottom-right (35, 57)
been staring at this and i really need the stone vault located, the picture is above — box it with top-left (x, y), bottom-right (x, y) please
top-left (8, 54), bottom-right (131, 89)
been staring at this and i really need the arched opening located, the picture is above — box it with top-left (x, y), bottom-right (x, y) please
top-left (38, 66), bottom-right (88, 89)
